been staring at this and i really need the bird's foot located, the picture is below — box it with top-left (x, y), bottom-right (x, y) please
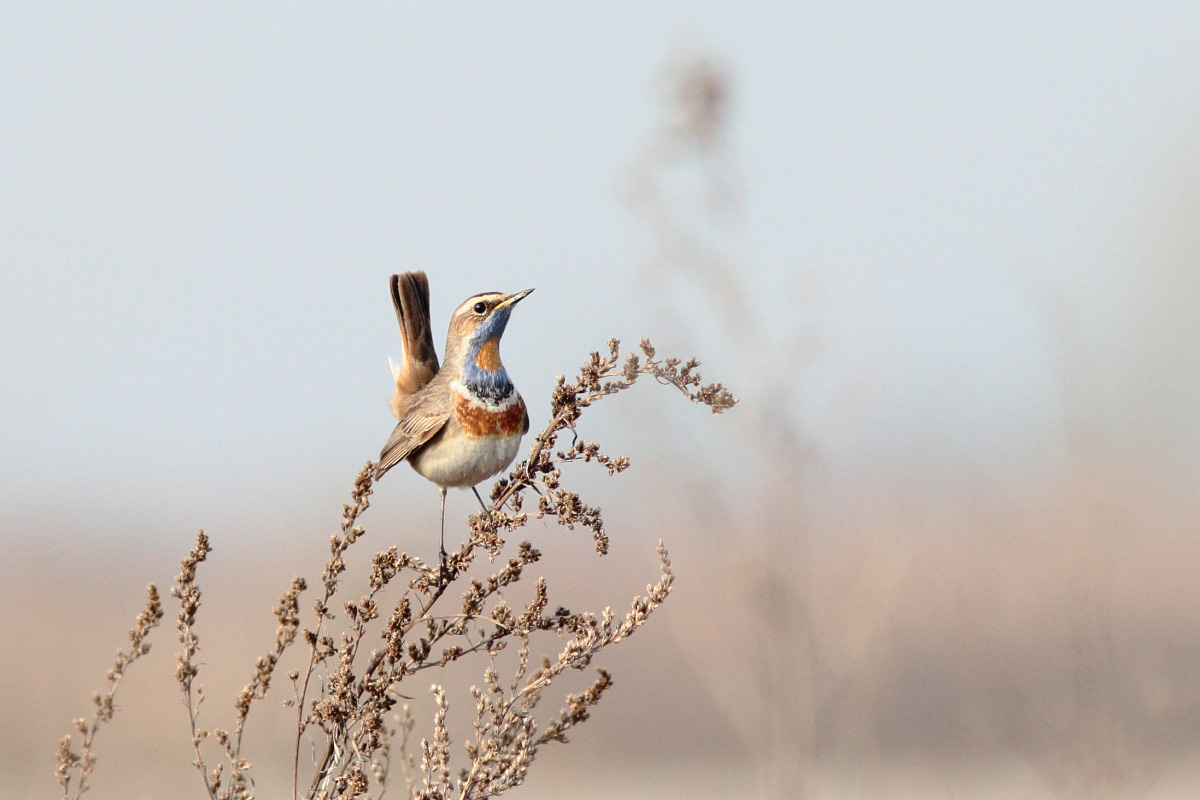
top-left (438, 546), bottom-right (450, 587)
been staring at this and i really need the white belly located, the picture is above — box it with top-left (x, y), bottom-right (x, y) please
top-left (409, 429), bottom-right (523, 488)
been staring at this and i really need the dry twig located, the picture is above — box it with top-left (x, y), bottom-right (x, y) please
top-left (55, 585), bottom-right (163, 800)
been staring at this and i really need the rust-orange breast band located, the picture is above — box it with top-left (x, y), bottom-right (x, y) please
top-left (456, 394), bottom-right (527, 438)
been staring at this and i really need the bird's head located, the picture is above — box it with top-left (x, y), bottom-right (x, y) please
top-left (445, 288), bottom-right (534, 376)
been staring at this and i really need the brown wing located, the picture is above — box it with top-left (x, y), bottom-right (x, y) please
top-left (390, 272), bottom-right (440, 418)
top-left (376, 381), bottom-right (453, 479)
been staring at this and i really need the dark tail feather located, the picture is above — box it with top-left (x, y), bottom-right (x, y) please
top-left (390, 272), bottom-right (440, 396)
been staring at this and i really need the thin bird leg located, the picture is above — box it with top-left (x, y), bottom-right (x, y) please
top-left (438, 486), bottom-right (448, 567)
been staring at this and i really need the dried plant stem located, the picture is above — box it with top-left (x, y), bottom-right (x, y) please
top-left (172, 531), bottom-right (220, 800)
top-left (55, 584), bottom-right (163, 800)
top-left (220, 576), bottom-right (307, 800)
top-left (292, 464), bottom-right (376, 800)
top-left (306, 572), bottom-right (452, 800)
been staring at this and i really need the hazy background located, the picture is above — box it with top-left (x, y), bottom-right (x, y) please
top-left (4, 4), bottom-right (1200, 799)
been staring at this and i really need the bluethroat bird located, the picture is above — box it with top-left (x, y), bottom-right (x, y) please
top-left (375, 271), bottom-right (533, 560)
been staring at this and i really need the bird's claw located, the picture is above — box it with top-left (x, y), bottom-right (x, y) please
top-left (438, 547), bottom-right (450, 587)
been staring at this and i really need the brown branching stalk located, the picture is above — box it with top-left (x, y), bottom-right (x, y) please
top-left (164, 528), bottom-right (312, 800)
top-left (172, 531), bottom-right (222, 800)
top-left (57, 337), bottom-right (733, 800)
top-left (55, 584), bottom-right (163, 800)
top-left (213, 575), bottom-right (308, 800)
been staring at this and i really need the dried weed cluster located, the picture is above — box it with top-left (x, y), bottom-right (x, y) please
top-left (55, 585), bottom-right (163, 800)
top-left (56, 338), bottom-right (733, 800)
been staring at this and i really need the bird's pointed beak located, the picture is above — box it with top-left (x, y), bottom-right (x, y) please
top-left (497, 288), bottom-right (534, 309)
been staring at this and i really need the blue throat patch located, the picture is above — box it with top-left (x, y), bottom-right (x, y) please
top-left (462, 308), bottom-right (515, 404)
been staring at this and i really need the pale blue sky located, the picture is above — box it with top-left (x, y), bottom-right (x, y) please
top-left (4, 3), bottom-right (1200, 544)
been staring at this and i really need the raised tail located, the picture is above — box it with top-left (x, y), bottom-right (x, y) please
top-left (389, 272), bottom-right (440, 418)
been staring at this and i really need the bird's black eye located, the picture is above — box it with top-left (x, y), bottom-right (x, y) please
top-left (473, 302), bottom-right (487, 314)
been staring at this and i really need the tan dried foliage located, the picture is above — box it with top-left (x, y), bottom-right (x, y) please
top-left (56, 338), bottom-right (733, 800)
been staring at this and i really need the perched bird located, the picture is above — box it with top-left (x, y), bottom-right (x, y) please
top-left (377, 271), bottom-right (533, 558)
